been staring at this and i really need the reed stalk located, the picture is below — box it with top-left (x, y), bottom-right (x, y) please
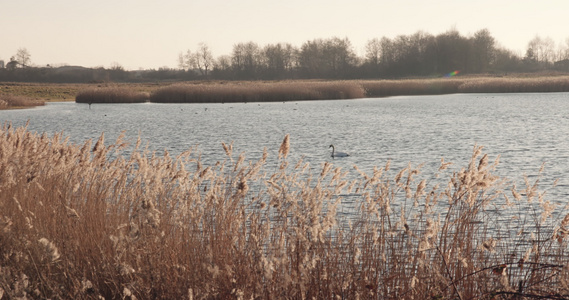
top-left (0, 94), bottom-right (45, 109)
top-left (149, 81), bottom-right (366, 103)
top-left (75, 87), bottom-right (149, 104)
top-left (1, 125), bottom-right (568, 299)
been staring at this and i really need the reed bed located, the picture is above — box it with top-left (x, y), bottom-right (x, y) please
top-left (457, 76), bottom-right (569, 93)
top-left (1, 125), bottom-right (569, 299)
top-left (149, 81), bottom-right (366, 103)
top-left (360, 78), bottom-right (465, 97)
top-left (0, 94), bottom-right (45, 109)
top-left (75, 87), bottom-right (150, 104)
top-left (68, 76), bottom-right (569, 105)
top-left (361, 75), bottom-right (569, 97)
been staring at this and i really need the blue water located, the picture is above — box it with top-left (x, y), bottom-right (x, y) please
top-left (3, 93), bottom-right (569, 213)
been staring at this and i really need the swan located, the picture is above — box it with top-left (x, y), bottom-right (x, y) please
top-left (329, 144), bottom-right (349, 158)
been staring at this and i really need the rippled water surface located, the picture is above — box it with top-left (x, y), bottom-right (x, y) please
top-left (3, 93), bottom-right (569, 208)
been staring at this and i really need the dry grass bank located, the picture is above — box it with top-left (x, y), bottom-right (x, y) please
top-left (360, 75), bottom-right (569, 97)
top-left (2, 125), bottom-right (569, 299)
top-left (5, 74), bottom-right (569, 107)
top-left (0, 94), bottom-right (45, 110)
top-left (75, 87), bottom-right (150, 104)
top-left (0, 82), bottom-right (84, 102)
top-left (149, 81), bottom-right (366, 103)
top-left (80, 75), bottom-right (569, 104)
top-left (0, 82), bottom-right (160, 106)
top-left (360, 78), bottom-right (465, 97)
top-left (457, 76), bottom-right (569, 93)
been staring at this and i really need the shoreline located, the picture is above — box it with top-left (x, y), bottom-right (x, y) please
top-left (2, 73), bottom-right (569, 108)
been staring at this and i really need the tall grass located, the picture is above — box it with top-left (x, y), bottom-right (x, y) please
top-left (0, 94), bottom-right (45, 109)
top-left (360, 78), bottom-right (465, 97)
top-left (149, 81), bottom-right (366, 103)
top-left (361, 75), bottom-right (569, 97)
top-left (457, 76), bottom-right (569, 93)
top-left (71, 76), bottom-right (569, 105)
top-left (1, 125), bottom-right (569, 299)
top-left (75, 87), bottom-right (149, 104)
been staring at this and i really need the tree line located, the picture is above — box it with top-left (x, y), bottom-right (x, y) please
top-left (2, 28), bottom-right (569, 83)
top-left (190, 29), bottom-right (569, 80)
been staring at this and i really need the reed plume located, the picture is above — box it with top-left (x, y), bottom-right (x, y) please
top-left (1, 125), bottom-right (567, 299)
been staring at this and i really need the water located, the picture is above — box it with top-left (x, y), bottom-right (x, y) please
top-left (3, 93), bottom-right (569, 209)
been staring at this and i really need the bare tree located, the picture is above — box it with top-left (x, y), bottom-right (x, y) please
top-left (526, 35), bottom-right (555, 64)
top-left (211, 55), bottom-right (232, 79)
top-left (365, 38), bottom-right (382, 66)
top-left (178, 52), bottom-right (187, 70)
top-left (231, 42), bottom-right (261, 78)
top-left (299, 37), bottom-right (356, 78)
top-left (195, 43), bottom-right (214, 77)
top-left (262, 43), bottom-right (297, 78)
top-left (557, 37), bottom-right (569, 61)
top-left (178, 50), bottom-right (194, 71)
top-left (15, 48), bottom-right (31, 68)
top-left (470, 29), bottom-right (496, 72)
top-left (324, 37), bottom-right (356, 76)
top-left (379, 37), bottom-right (394, 68)
top-left (215, 55), bottom-right (231, 71)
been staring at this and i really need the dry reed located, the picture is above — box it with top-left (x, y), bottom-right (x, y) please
top-left (75, 87), bottom-right (149, 104)
top-left (360, 78), bottom-right (465, 97)
top-left (0, 94), bottom-right (45, 109)
top-left (1, 125), bottom-right (568, 299)
top-left (149, 81), bottom-right (366, 103)
top-left (457, 76), bottom-right (569, 93)
top-left (361, 75), bottom-right (569, 97)
top-left (67, 76), bottom-right (569, 105)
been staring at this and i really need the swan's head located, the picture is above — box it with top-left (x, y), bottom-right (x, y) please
top-left (329, 144), bottom-right (334, 148)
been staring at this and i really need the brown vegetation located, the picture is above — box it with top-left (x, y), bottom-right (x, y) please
top-left (457, 76), bottom-right (569, 93)
top-left (360, 78), bottom-right (465, 97)
top-left (0, 82), bottom-right (82, 102)
top-left (75, 87), bottom-right (150, 104)
top-left (1, 125), bottom-right (568, 299)
top-left (147, 76), bottom-right (569, 103)
top-left (0, 94), bottom-right (45, 110)
top-left (149, 81), bottom-right (366, 103)
top-left (86, 76), bottom-right (569, 104)
top-left (5, 74), bottom-right (569, 108)
top-left (361, 75), bottom-right (569, 97)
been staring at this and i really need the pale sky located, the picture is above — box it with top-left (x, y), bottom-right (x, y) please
top-left (1, 0), bottom-right (568, 70)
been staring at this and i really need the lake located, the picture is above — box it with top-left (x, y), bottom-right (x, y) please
top-left (2, 92), bottom-right (569, 212)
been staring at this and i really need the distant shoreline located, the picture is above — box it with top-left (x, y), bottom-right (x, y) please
top-left (2, 73), bottom-right (569, 109)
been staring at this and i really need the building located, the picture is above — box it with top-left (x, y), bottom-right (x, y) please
top-left (0, 60), bottom-right (4, 69)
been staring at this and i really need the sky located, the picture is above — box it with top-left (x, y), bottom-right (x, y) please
top-left (1, 0), bottom-right (568, 70)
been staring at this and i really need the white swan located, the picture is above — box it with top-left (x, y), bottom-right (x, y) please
top-left (329, 144), bottom-right (349, 158)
